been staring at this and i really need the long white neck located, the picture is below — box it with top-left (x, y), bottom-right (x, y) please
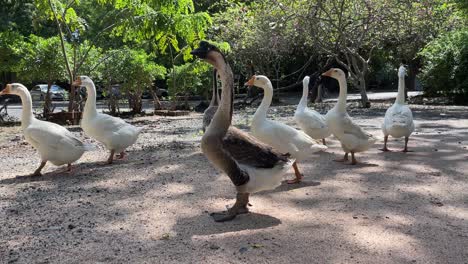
top-left (396, 74), bottom-right (405, 104)
top-left (15, 86), bottom-right (35, 129)
top-left (252, 80), bottom-right (273, 125)
top-left (297, 80), bottom-right (309, 111)
top-left (335, 77), bottom-right (348, 112)
top-left (83, 81), bottom-right (97, 117)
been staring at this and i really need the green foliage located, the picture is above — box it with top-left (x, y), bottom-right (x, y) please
top-left (0, 31), bottom-right (27, 74)
top-left (419, 28), bottom-right (468, 104)
top-left (118, 49), bottom-right (167, 112)
top-left (167, 61), bottom-right (212, 97)
top-left (120, 49), bottom-right (166, 94)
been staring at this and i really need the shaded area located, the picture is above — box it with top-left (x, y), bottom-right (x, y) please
top-left (0, 103), bottom-right (467, 263)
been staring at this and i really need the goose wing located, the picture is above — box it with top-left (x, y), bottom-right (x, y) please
top-left (342, 114), bottom-right (371, 140)
top-left (222, 127), bottom-right (290, 169)
top-left (25, 123), bottom-right (84, 153)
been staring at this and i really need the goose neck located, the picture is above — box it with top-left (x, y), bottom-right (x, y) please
top-left (298, 81), bottom-right (309, 110)
top-left (396, 75), bottom-right (405, 104)
top-left (83, 82), bottom-right (97, 116)
top-left (207, 58), bottom-right (234, 135)
top-left (252, 81), bottom-right (273, 125)
top-left (16, 87), bottom-right (34, 129)
top-left (336, 77), bottom-right (348, 112)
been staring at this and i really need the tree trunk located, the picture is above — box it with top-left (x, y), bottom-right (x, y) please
top-left (406, 62), bottom-right (419, 100)
top-left (150, 88), bottom-right (162, 111)
top-left (44, 81), bottom-right (52, 119)
top-left (358, 76), bottom-right (370, 108)
top-left (315, 84), bottom-right (323, 103)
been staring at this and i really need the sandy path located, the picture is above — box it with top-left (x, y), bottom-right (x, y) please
top-left (0, 103), bottom-right (467, 264)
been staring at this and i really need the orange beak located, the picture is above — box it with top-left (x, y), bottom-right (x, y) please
top-left (72, 78), bottom-right (82, 86)
top-left (244, 75), bottom-right (256, 88)
top-left (322, 69), bottom-right (334, 77)
top-left (0, 84), bottom-right (12, 96)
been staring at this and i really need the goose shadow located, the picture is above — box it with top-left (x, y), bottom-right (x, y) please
top-left (174, 212), bottom-right (282, 236)
top-left (264, 180), bottom-right (321, 194)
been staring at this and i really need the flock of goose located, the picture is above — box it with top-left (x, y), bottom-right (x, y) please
top-left (0, 41), bottom-right (414, 222)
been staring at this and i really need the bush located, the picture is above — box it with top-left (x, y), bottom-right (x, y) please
top-left (419, 29), bottom-right (468, 104)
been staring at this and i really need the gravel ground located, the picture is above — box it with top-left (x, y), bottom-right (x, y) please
top-left (0, 102), bottom-right (467, 264)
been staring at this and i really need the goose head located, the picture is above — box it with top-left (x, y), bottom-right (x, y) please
top-left (303, 76), bottom-right (310, 86)
top-left (322, 68), bottom-right (346, 81)
top-left (191, 41), bottom-right (224, 67)
top-left (398, 65), bottom-right (407, 78)
top-left (73, 75), bottom-right (94, 87)
top-left (0, 83), bottom-right (26, 96)
top-left (245, 75), bottom-right (271, 89)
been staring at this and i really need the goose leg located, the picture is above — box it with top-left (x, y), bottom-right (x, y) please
top-left (211, 193), bottom-right (250, 222)
top-left (379, 136), bottom-right (390, 152)
top-left (32, 161), bottom-right (47, 177)
top-left (117, 151), bottom-right (126, 159)
top-left (402, 136), bottom-right (411, 152)
top-left (288, 162), bottom-right (304, 184)
top-left (350, 152), bottom-right (358, 165)
top-left (322, 138), bottom-right (326, 145)
top-left (334, 152), bottom-right (349, 162)
top-left (107, 150), bottom-right (115, 164)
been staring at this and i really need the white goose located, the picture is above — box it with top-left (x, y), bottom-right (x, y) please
top-left (0, 83), bottom-right (87, 176)
top-left (246, 75), bottom-right (327, 184)
top-left (74, 76), bottom-right (142, 164)
top-left (294, 76), bottom-right (331, 145)
top-left (381, 65), bottom-right (414, 152)
top-left (323, 68), bottom-right (377, 165)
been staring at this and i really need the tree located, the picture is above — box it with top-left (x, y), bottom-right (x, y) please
top-left (119, 49), bottom-right (166, 113)
top-left (419, 28), bottom-right (468, 104)
top-left (167, 61), bottom-right (212, 108)
top-left (21, 35), bottom-right (67, 116)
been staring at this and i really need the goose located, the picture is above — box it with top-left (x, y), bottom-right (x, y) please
top-left (191, 41), bottom-right (295, 222)
top-left (322, 68), bottom-right (377, 165)
top-left (246, 75), bottom-right (327, 184)
top-left (294, 76), bottom-right (331, 145)
top-left (73, 76), bottom-right (142, 164)
top-left (202, 69), bottom-right (220, 132)
top-left (381, 65), bottom-right (414, 152)
top-left (0, 83), bottom-right (87, 176)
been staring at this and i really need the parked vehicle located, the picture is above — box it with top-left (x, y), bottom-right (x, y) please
top-left (30, 84), bottom-right (69, 101)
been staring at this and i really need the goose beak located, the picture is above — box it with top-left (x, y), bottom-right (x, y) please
top-left (0, 84), bottom-right (12, 95)
top-left (72, 78), bottom-right (82, 86)
top-left (322, 69), bottom-right (333, 77)
top-left (244, 76), bottom-right (256, 88)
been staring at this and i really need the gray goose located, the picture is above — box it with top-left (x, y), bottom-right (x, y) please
top-left (202, 69), bottom-right (220, 132)
top-left (191, 41), bottom-right (294, 222)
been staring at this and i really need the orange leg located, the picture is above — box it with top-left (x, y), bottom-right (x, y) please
top-left (350, 152), bottom-right (358, 165)
top-left (334, 152), bottom-right (349, 162)
top-left (379, 135), bottom-right (391, 152)
top-left (32, 161), bottom-right (47, 176)
top-left (288, 162), bottom-right (304, 184)
top-left (107, 150), bottom-right (115, 164)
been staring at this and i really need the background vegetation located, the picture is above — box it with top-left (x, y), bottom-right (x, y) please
top-left (1, 0), bottom-right (467, 115)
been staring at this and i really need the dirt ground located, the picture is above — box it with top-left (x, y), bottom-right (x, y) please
top-left (0, 102), bottom-right (467, 264)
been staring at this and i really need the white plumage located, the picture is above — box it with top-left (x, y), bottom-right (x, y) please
top-left (294, 76), bottom-right (331, 143)
top-left (0, 83), bottom-right (87, 176)
top-left (75, 76), bottom-right (142, 163)
top-left (322, 68), bottom-right (377, 164)
top-left (247, 75), bottom-right (326, 183)
top-left (381, 66), bottom-right (415, 151)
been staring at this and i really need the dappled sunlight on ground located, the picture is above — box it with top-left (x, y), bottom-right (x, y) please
top-left (0, 103), bottom-right (467, 263)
